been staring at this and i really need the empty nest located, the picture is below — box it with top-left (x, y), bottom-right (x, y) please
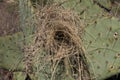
top-left (25, 4), bottom-right (91, 80)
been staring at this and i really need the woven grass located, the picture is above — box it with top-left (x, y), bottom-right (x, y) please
top-left (25, 3), bottom-right (91, 80)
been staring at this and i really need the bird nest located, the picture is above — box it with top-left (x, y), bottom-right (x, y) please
top-left (25, 4), bottom-right (91, 80)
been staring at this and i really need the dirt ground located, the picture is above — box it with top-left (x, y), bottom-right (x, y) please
top-left (0, 69), bottom-right (13, 80)
top-left (0, 0), bottom-right (19, 36)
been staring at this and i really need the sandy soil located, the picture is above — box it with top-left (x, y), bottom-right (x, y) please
top-left (0, 1), bottom-right (19, 36)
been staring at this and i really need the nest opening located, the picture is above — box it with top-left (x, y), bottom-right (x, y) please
top-left (54, 30), bottom-right (70, 45)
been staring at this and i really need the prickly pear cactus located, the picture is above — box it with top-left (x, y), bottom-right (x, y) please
top-left (84, 17), bottom-right (120, 80)
top-left (0, 32), bottom-right (24, 70)
top-left (19, 0), bottom-right (35, 44)
top-left (0, 0), bottom-right (120, 80)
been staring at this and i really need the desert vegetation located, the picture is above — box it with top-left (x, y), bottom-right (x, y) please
top-left (0, 0), bottom-right (120, 80)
